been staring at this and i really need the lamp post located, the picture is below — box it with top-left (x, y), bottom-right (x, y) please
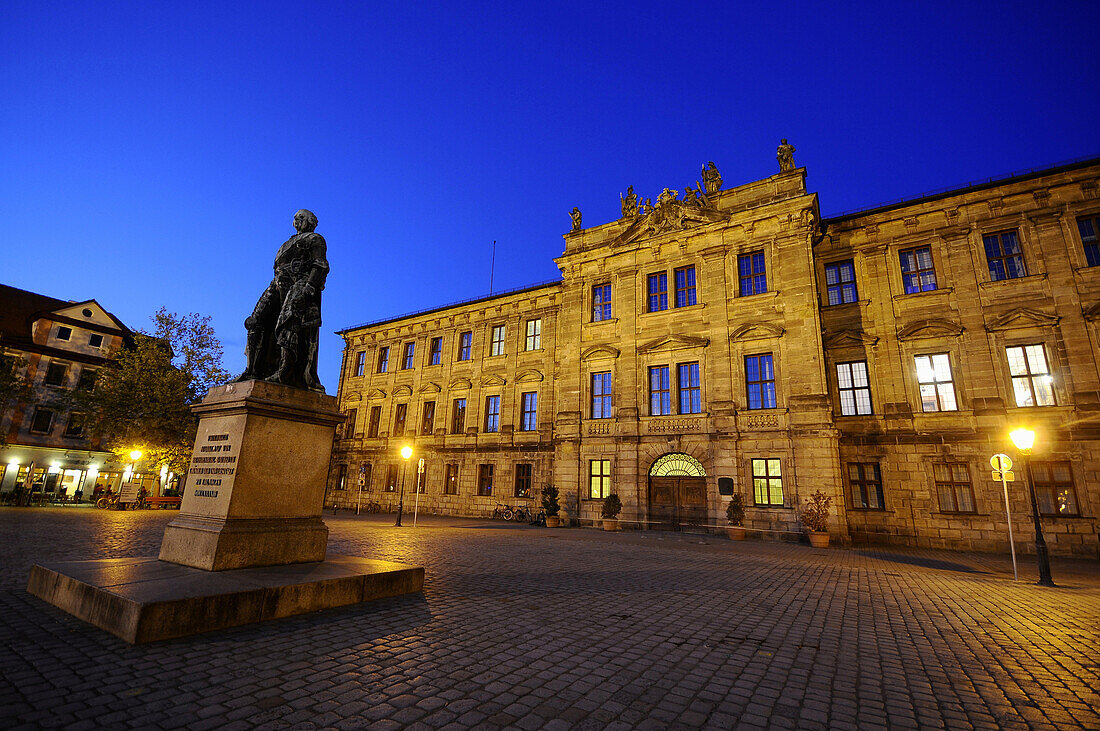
top-left (128, 449), bottom-right (142, 486)
top-left (1009, 428), bottom-right (1055, 587)
top-left (395, 445), bottom-right (412, 527)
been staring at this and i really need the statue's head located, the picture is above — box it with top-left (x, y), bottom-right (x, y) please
top-left (781, 138), bottom-right (788, 145)
top-left (294, 209), bottom-right (319, 233)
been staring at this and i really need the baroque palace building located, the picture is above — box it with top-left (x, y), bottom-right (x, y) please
top-left (331, 151), bottom-right (1100, 557)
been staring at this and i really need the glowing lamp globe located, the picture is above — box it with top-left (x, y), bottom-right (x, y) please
top-left (1009, 428), bottom-right (1035, 452)
top-left (401, 446), bottom-right (413, 460)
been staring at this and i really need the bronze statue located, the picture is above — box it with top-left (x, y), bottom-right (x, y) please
top-left (777, 139), bottom-right (796, 172)
top-left (620, 186), bottom-right (639, 218)
top-left (701, 161), bottom-right (722, 194)
top-left (237, 209), bottom-right (329, 392)
top-left (570, 207), bottom-right (583, 232)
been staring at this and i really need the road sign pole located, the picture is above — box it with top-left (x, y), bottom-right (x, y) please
top-left (1001, 475), bottom-right (1018, 581)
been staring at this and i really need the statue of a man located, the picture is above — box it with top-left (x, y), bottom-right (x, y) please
top-left (237, 209), bottom-right (329, 392)
top-left (570, 207), bottom-right (583, 232)
top-left (620, 186), bottom-right (639, 218)
top-left (777, 139), bottom-right (796, 172)
top-left (701, 161), bottom-right (722, 194)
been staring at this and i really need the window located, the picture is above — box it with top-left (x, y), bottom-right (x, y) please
top-left (674, 266), bottom-right (697, 307)
top-left (738, 251), bottom-right (767, 296)
top-left (1030, 462), bottom-right (1079, 516)
top-left (490, 325), bottom-right (505, 356)
top-left (377, 346), bottom-right (389, 373)
top-left (63, 413), bottom-right (85, 438)
top-left (514, 463), bottom-right (533, 497)
top-left (402, 342), bottom-right (415, 369)
top-left (88, 333), bottom-right (103, 348)
top-left (824, 261), bottom-right (858, 305)
top-left (44, 362), bottom-right (67, 387)
top-left (649, 366), bottom-right (671, 415)
top-left (589, 459), bottom-right (611, 499)
top-left (836, 361), bottom-right (872, 416)
top-left (393, 403), bottom-right (407, 437)
top-left (983, 230), bottom-right (1026, 281)
top-left (385, 465), bottom-right (398, 492)
top-left (592, 283), bottom-right (611, 321)
top-left (1006, 344), bottom-right (1055, 407)
top-left (899, 246), bottom-right (938, 293)
top-left (934, 463), bottom-right (974, 513)
top-left (745, 354), bottom-right (776, 410)
top-left (354, 351), bottom-right (366, 377)
top-left (647, 272), bottom-right (668, 312)
top-left (458, 332), bottom-right (472, 361)
top-left (444, 463), bottom-right (459, 495)
top-left (677, 362), bottom-right (701, 414)
top-left (477, 464), bottom-right (494, 496)
top-left (77, 367), bottom-right (97, 391)
top-left (56, 326), bottom-right (72, 341)
top-left (344, 408), bottom-right (358, 437)
top-left (1078, 216), bottom-right (1100, 267)
top-left (591, 372), bottom-right (612, 419)
top-left (520, 392), bottom-right (538, 431)
top-left (915, 354), bottom-right (957, 412)
top-left (367, 406), bottom-right (382, 438)
top-left (525, 319), bottom-right (541, 350)
top-left (30, 408), bottom-right (54, 433)
top-left (451, 398), bottom-right (466, 434)
top-left (421, 401), bottom-right (436, 435)
top-left (335, 464), bottom-right (347, 490)
top-left (848, 463), bottom-right (884, 509)
top-left (429, 337), bottom-right (443, 365)
top-left (752, 459), bottom-right (783, 506)
top-left (484, 395), bottom-right (500, 432)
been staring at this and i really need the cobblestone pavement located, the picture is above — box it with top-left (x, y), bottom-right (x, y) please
top-left (1, 507), bottom-right (1098, 730)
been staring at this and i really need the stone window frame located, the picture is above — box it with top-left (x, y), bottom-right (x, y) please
top-left (519, 391), bottom-right (538, 431)
top-left (847, 462), bottom-right (885, 510)
top-left (750, 457), bottom-right (785, 507)
top-left (744, 353), bottom-right (777, 410)
top-left (477, 463), bottom-right (494, 496)
top-left (1004, 342), bottom-right (1057, 408)
top-left (591, 282), bottom-right (612, 322)
top-left (981, 229), bottom-right (1028, 282)
top-left (676, 361), bottom-right (702, 414)
top-left (591, 371), bottom-right (612, 419)
top-left (55, 326), bottom-right (72, 342)
top-left (428, 336), bottom-right (443, 366)
top-left (483, 394), bottom-right (501, 433)
top-left (444, 463), bottom-right (459, 495)
top-left (392, 402), bottom-right (408, 437)
top-left (932, 462), bottom-right (976, 514)
top-left (376, 346), bottom-right (389, 373)
top-left (588, 459), bottom-right (611, 500)
top-left (344, 408), bottom-right (358, 438)
top-left (645, 271), bottom-right (668, 313)
top-left (524, 318), bottom-right (542, 351)
top-left (420, 401), bottom-right (436, 435)
top-left (457, 331), bottom-right (473, 361)
top-left (823, 259), bottom-right (859, 306)
top-left (1074, 213), bottom-right (1100, 268)
top-left (353, 351), bottom-right (366, 377)
top-left (88, 332), bottom-right (104, 349)
top-left (489, 324), bottom-right (506, 357)
top-left (514, 463), bottom-right (533, 498)
top-left (835, 360), bottom-right (873, 416)
top-left (367, 405), bottom-right (382, 438)
top-left (361, 462), bottom-right (373, 491)
top-left (737, 250), bottom-right (768, 297)
top-left (44, 360), bottom-right (69, 388)
top-left (913, 352), bottom-right (959, 413)
top-left (385, 464), bottom-right (398, 492)
top-left (450, 397), bottom-right (467, 434)
top-left (401, 341), bottom-right (416, 370)
top-left (673, 265), bottom-right (697, 308)
top-left (647, 365), bottom-right (671, 416)
top-left (1030, 461), bottom-right (1081, 517)
top-left (898, 245), bottom-right (939, 294)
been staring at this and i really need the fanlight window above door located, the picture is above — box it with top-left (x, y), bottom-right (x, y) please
top-left (649, 453), bottom-right (706, 477)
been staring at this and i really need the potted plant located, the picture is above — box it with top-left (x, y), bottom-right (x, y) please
top-left (800, 490), bottom-right (832, 548)
top-left (541, 484), bottom-right (561, 528)
top-left (725, 494), bottom-right (746, 541)
top-left (601, 493), bottom-right (622, 531)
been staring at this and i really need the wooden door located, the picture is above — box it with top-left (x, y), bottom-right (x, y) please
top-left (648, 476), bottom-right (707, 530)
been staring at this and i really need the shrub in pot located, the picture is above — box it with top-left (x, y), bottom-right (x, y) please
top-left (799, 490), bottom-right (832, 548)
top-left (601, 493), bottom-right (622, 531)
top-left (541, 484), bottom-right (561, 527)
top-left (725, 494), bottom-right (746, 541)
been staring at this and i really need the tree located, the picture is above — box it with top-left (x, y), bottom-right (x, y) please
top-left (0, 346), bottom-right (32, 446)
top-left (71, 310), bottom-right (230, 475)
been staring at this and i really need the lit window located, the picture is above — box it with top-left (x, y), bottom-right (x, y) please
top-left (514, 463), bottom-right (533, 497)
top-left (589, 459), bottom-right (611, 499)
top-left (983, 231), bottom-right (1026, 281)
top-left (836, 361), bottom-right (873, 415)
top-left (444, 463), bottom-right (458, 495)
top-left (677, 362), bottom-right (701, 414)
top-left (648, 366), bottom-right (671, 415)
top-left (915, 354), bottom-right (957, 412)
top-left (377, 347), bottom-right (389, 373)
top-left (1031, 461), bottom-right (1079, 516)
top-left (674, 266), bottom-right (697, 307)
top-left (484, 395), bottom-right (500, 433)
top-left (825, 261), bottom-right (858, 305)
top-left (1077, 216), bottom-right (1100, 267)
top-left (385, 465), bottom-right (397, 492)
top-left (421, 401), bottom-right (435, 435)
top-left (647, 272), bottom-right (668, 312)
top-left (591, 372), bottom-right (612, 419)
top-left (934, 463), bottom-right (974, 513)
top-left (402, 342), bottom-right (415, 369)
top-left (525, 319), bottom-right (541, 350)
top-left (745, 354), bottom-right (776, 410)
top-left (752, 459), bottom-right (783, 506)
top-left (520, 392), bottom-right (538, 431)
top-left (490, 325), bottom-right (505, 356)
top-left (592, 283), bottom-right (612, 321)
top-left (458, 332), bottom-right (472, 361)
top-left (848, 463), bottom-right (884, 509)
top-left (738, 251), bottom-right (767, 296)
top-left (899, 246), bottom-right (938, 293)
top-left (355, 351), bottom-right (366, 377)
top-left (477, 464), bottom-right (494, 496)
top-left (429, 337), bottom-right (443, 365)
top-left (451, 398), bottom-right (466, 434)
top-left (1006, 344), bottom-right (1055, 407)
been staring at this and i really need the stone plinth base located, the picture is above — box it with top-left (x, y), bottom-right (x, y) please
top-left (159, 515), bottom-right (328, 571)
top-left (27, 555), bottom-right (424, 644)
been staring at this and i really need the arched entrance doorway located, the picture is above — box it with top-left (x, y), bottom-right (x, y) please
top-left (648, 453), bottom-right (707, 531)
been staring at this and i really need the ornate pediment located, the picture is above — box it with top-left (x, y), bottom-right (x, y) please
top-left (449, 377), bottom-right (472, 390)
top-left (823, 329), bottom-right (879, 348)
top-left (392, 385), bottom-right (412, 397)
top-left (516, 369), bottom-right (544, 384)
top-left (986, 307), bottom-right (1061, 331)
top-left (364, 388), bottom-right (386, 400)
top-left (581, 344), bottom-right (621, 361)
top-left (729, 323), bottom-right (785, 342)
top-left (418, 382), bottom-right (442, 394)
top-left (637, 334), bottom-right (709, 353)
top-left (1084, 302), bottom-right (1100, 322)
top-left (897, 319), bottom-right (964, 341)
top-left (480, 374), bottom-right (506, 386)
top-left (614, 186), bottom-right (726, 246)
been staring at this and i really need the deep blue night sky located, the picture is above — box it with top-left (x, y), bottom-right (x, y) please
top-left (3, 1), bottom-right (1098, 388)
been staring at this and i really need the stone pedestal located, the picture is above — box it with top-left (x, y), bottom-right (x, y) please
top-left (159, 380), bottom-right (343, 571)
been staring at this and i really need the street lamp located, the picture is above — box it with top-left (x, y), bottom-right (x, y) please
top-left (1009, 428), bottom-right (1055, 587)
top-left (395, 445), bottom-right (412, 527)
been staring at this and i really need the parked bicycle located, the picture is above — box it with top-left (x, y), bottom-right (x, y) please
top-left (363, 500), bottom-right (383, 513)
top-left (492, 503), bottom-right (514, 520)
top-left (531, 509), bottom-right (546, 527)
top-left (512, 504), bottom-right (533, 523)
top-left (96, 493), bottom-right (119, 509)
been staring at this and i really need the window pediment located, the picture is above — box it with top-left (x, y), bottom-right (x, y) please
top-left (581, 344), bottom-right (621, 360)
top-left (392, 385), bottom-right (412, 397)
top-left (897, 319), bottom-right (964, 341)
top-left (1085, 302), bottom-right (1100, 322)
top-left (449, 377), bottom-right (472, 390)
top-left (986, 307), bottom-right (1060, 331)
top-left (516, 369), bottom-right (544, 383)
top-left (418, 382), bottom-right (442, 394)
top-left (364, 388), bottom-right (386, 400)
top-left (823, 329), bottom-right (879, 348)
top-left (480, 374), bottom-right (506, 386)
top-left (637, 334), bottom-right (709, 354)
top-left (729, 323), bottom-right (785, 342)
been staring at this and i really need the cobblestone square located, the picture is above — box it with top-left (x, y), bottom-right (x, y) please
top-left (1, 507), bottom-right (1098, 729)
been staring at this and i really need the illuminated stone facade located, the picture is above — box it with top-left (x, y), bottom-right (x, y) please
top-left (333, 157), bottom-right (1100, 557)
